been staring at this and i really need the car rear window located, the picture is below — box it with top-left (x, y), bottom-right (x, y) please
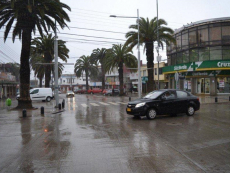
top-left (176, 91), bottom-right (188, 98)
top-left (143, 90), bottom-right (164, 99)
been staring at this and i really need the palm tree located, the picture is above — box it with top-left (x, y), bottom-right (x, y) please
top-left (106, 44), bottom-right (137, 96)
top-left (31, 34), bottom-right (69, 87)
top-left (125, 17), bottom-right (175, 92)
top-left (91, 48), bottom-right (107, 90)
top-left (0, 0), bottom-right (70, 109)
top-left (30, 54), bottom-right (64, 87)
top-left (74, 56), bottom-right (98, 91)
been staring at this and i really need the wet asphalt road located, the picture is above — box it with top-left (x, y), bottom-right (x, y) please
top-left (0, 94), bottom-right (230, 173)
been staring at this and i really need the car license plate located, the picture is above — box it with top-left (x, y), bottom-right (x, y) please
top-left (127, 108), bottom-right (131, 112)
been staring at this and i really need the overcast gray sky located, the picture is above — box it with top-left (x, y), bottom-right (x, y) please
top-left (0, 0), bottom-right (229, 76)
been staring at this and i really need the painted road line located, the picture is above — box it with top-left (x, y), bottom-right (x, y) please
top-left (108, 102), bottom-right (119, 105)
top-left (117, 102), bottom-right (127, 105)
top-left (99, 102), bottom-right (110, 106)
top-left (81, 104), bottom-right (88, 108)
top-left (90, 103), bottom-right (100, 106)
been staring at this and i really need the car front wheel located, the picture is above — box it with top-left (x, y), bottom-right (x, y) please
top-left (146, 108), bottom-right (157, 120)
top-left (186, 105), bottom-right (195, 116)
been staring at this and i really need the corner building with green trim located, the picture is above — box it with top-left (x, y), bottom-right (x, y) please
top-left (163, 17), bottom-right (230, 95)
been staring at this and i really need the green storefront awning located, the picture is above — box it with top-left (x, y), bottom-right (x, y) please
top-left (163, 60), bottom-right (230, 74)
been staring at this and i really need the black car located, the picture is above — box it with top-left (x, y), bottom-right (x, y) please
top-left (126, 89), bottom-right (200, 120)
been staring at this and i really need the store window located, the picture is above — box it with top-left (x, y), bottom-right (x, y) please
top-left (198, 26), bottom-right (209, 46)
top-left (222, 25), bottom-right (230, 44)
top-left (209, 25), bottom-right (221, 45)
top-left (210, 46), bottom-right (222, 60)
top-left (182, 31), bottom-right (188, 50)
top-left (223, 46), bottom-right (230, 60)
top-left (217, 77), bottom-right (230, 93)
top-left (189, 49), bottom-right (199, 62)
top-left (199, 47), bottom-right (210, 61)
top-left (182, 51), bottom-right (189, 63)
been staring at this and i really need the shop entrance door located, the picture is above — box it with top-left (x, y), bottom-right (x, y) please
top-left (197, 78), bottom-right (210, 94)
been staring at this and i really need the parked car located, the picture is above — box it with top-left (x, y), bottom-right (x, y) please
top-left (16, 88), bottom-right (53, 102)
top-left (74, 89), bottom-right (81, 94)
top-left (88, 88), bottom-right (102, 94)
top-left (66, 91), bottom-right (74, 97)
top-left (75, 89), bottom-right (87, 94)
top-left (126, 89), bottom-right (200, 120)
top-left (129, 87), bottom-right (138, 93)
top-left (102, 89), bottom-right (109, 95)
top-left (104, 89), bottom-right (120, 96)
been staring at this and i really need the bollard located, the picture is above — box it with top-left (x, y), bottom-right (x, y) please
top-left (6, 98), bottom-right (12, 106)
top-left (22, 109), bottom-right (27, 117)
top-left (129, 97), bottom-right (131, 101)
top-left (62, 99), bottom-right (65, 108)
top-left (215, 97), bottom-right (218, 103)
top-left (59, 103), bottom-right (61, 110)
top-left (41, 106), bottom-right (44, 115)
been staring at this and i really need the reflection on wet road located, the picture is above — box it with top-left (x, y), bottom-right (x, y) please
top-left (0, 94), bottom-right (230, 172)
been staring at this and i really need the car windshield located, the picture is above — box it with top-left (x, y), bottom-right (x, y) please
top-left (143, 90), bottom-right (164, 99)
top-left (68, 91), bottom-right (73, 94)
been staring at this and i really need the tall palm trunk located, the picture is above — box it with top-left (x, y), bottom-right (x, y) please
top-left (86, 71), bottom-right (89, 91)
top-left (118, 63), bottom-right (124, 96)
top-left (101, 64), bottom-right (105, 90)
top-left (16, 29), bottom-right (33, 109)
top-left (39, 76), bottom-right (43, 87)
top-left (44, 53), bottom-right (52, 88)
top-left (146, 42), bottom-right (155, 92)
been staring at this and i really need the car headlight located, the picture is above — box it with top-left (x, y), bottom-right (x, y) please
top-left (135, 102), bottom-right (146, 108)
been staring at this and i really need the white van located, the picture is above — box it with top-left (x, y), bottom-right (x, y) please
top-left (17, 88), bottom-right (53, 102)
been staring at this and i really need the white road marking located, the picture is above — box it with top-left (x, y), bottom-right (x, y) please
top-left (81, 104), bottom-right (88, 108)
top-left (117, 102), bottom-right (127, 105)
top-left (108, 102), bottom-right (119, 105)
top-left (90, 103), bottom-right (100, 106)
top-left (99, 102), bottom-right (110, 105)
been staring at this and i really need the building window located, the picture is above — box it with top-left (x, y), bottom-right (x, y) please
top-left (176, 52), bottom-right (183, 64)
top-left (182, 30), bottom-right (188, 50)
top-left (199, 47), bottom-right (210, 61)
top-left (189, 49), bottom-right (199, 62)
top-left (222, 25), bottom-right (230, 44)
top-left (209, 25), bottom-right (221, 45)
top-left (63, 80), bottom-right (65, 83)
top-left (176, 33), bottom-right (181, 50)
top-left (154, 68), bottom-right (157, 75)
top-left (143, 70), bottom-right (146, 76)
top-left (83, 79), bottom-right (86, 81)
top-left (171, 54), bottom-right (176, 65)
top-left (223, 46), bottom-right (230, 60)
top-left (189, 29), bottom-right (197, 47)
top-left (182, 51), bottom-right (189, 63)
top-left (159, 68), bottom-right (163, 75)
top-left (198, 26), bottom-right (209, 46)
top-left (210, 46), bottom-right (222, 60)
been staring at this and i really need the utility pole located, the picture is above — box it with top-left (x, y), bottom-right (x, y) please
top-left (54, 20), bottom-right (59, 107)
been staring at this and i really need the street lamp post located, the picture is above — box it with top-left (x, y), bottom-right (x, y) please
top-left (110, 9), bottom-right (141, 98)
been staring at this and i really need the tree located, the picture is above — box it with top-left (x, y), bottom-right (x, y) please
top-left (31, 34), bottom-right (69, 87)
top-left (91, 48), bottom-right (107, 90)
top-left (74, 56), bottom-right (98, 91)
top-left (29, 54), bottom-right (64, 88)
top-left (3, 63), bottom-right (20, 82)
top-left (106, 44), bottom-right (137, 96)
top-left (0, 0), bottom-right (70, 109)
top-left (125, 17), bottom-right (175, 92)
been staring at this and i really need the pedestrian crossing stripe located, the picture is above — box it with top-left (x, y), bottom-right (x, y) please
top-left (90, 103), bottom-right (100, 106)
top-left (99, 102), bottom-right (110, 105)
top-left (81, 104), bottom-right (88, 108)
top-left (117, 102), bottom-right (127, 105)
top-left (108, 102), bottom-right (119, 105)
